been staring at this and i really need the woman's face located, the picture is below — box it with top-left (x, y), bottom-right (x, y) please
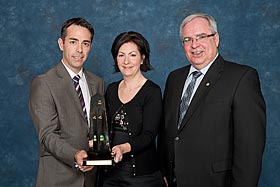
top-left (117, 42), bottom-right (145, 78)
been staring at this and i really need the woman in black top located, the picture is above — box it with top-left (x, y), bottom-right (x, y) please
top-left (102, 31), bottom-right (164, 187)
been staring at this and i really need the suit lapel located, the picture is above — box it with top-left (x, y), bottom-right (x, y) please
top-left (174, 67), bottom-right (191, 117)
top-left (55, 62), bottom-right (87, 120)
top-left (164, 66), bottom-right (190, 135)
top-left (84, 70), bottom-right (97, 97)
top-left (178, 55), bottom-right (225, 131)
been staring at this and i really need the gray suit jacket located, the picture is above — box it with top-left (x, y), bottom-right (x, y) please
top-left (29, 62), bottom-right (104, 187)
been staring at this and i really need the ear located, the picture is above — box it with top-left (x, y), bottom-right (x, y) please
top-left (142, 54), bottom-right (145, 60)
top-left (58, 38), bottom-right (64, 51)
top-left (214, 32), bottom-right (219, 48)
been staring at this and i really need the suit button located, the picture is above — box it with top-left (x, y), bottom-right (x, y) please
top-left (174, 136), bottom-right (179, 141)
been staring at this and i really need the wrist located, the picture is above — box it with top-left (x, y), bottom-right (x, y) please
top-left (120, 143), bottom-right (131, 154)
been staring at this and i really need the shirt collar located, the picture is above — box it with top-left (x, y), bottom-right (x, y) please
top-left (61, 59), bottom-right (83, 79)
top-left (188, 52), bottom-right (219, 77)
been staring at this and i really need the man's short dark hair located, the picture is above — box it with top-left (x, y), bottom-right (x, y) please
top-left (60, 18), bottom-right (94, 42)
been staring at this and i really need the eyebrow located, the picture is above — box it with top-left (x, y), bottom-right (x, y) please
top-left (118, 51), bottom-right (138, 54)
top-left (190, 32), bottom-right (208, 36)
top-left (69, 38), bottom-right (91, 43)
top-left (185, 33), bottom-right (209, 37)
top-left (196, 33), bottom-right (209, 36)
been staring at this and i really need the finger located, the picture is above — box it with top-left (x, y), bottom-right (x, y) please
top-left (83, 166), bottom-right (94, 172)
top-left (114, 156), bottom-right (121, 163)
top-left (79, 165), bottom-right (93, 172)
top-left (114, 155), bottom-right (123, 163)
top-left (89, 140), bottom-right (93, 148)
top-left (81, 151), bottom-right (88, 159)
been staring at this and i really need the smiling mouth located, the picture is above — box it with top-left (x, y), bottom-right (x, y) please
top-left (73, 56), bottom-right (84, 60)
top-left (122, 65), bottom-right (133, 68)
top-left (192, 51), bottom-right (203, 55)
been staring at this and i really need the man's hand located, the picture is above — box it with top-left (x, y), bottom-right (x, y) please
top-left (74, 150), bottom-right (93, 172)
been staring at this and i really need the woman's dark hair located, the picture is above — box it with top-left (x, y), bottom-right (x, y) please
top-left (60, 17), bottom-right (94, 42)
top-left (111, 31), bottom-right (152, 72)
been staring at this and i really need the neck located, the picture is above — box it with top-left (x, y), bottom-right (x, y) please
top-left (122, 74), bottom-right (146, 90)
top-left (61, 59), bottom-right (82, 75)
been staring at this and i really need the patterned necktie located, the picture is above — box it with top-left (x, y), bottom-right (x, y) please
top-left (178, 71), bottom-right (202, 128)
top-left (73, 75), bottom-right (87, 119)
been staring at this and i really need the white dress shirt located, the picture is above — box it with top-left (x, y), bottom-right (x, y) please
top-left (181, 53), bottom-right (219, 105)
top-left (61, 60), bottom-right (90, 125)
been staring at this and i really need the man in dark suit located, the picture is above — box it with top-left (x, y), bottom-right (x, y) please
top-left (29, 18), bottom-right (104, 187)
top-left (158, 13), bottom-right (266, 187)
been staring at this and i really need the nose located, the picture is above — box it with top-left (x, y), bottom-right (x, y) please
top-left (124, 56), bottom-right (129, 64)
top-left (191, 38), bottom-right (199, 48)
top-left (76, 43), bottom-right (83, 53)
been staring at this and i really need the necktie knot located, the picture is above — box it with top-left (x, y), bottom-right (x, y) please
top-left (73, 75), bottom-right (81, 83)
top-left (192, 71), bottom-right (202, 79)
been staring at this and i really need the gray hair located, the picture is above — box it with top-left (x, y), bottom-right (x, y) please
top-left (179, 13), bottom-right (218, 40)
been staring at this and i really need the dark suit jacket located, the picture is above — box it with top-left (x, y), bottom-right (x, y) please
top-left (29, 62), bottom-right (104, 187)
top-left (158, 55), bottom-right (266, 187)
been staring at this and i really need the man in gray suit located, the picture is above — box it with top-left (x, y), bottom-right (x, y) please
top-left (29, 18), bottom-right (104, 187)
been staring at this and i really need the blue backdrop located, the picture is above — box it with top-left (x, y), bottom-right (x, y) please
top-left (0, 0), bottom-right (279, 186)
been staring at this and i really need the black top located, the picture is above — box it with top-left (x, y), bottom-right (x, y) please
top-left (105, 80), bottom-right (163, 176)
top-left (111, 105), bottom-right (129, 147)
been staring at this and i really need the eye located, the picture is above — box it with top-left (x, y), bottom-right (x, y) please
top-left (183, 37), bottom-right (192, 43)
top-left (197, 35), bottom-right (208, 40)
top-left (129, 52), bottom-right (138, 57)
top-left (83, 42), bottom-right (91, 47)
top-left (69, 40), bottom-right (77, 45)
top-left (118, 54), bottom-right (124, 57)
top-left (131, 53), bottom-right (137, 57)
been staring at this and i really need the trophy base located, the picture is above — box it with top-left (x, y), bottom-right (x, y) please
top-left (83, 159), bottom-right (113, 166)
top-left (83, 150), bottom-right (113, 166)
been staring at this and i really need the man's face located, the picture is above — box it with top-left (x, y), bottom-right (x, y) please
top-left (58, 25), bottom-right (92, 74)
top-left (182, 17), bottom-right (219, 69)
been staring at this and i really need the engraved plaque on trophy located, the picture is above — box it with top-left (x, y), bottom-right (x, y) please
top-left (83, 93), bottom-right (113, 166)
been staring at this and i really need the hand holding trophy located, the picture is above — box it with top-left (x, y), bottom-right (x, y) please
top-left (83, 93), bottom-right (113, 166)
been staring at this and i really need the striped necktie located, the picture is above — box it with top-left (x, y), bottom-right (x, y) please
top-left (178, 71), bottom-right (202, 128)
top-left (73, 75), bottom-right (87, 119)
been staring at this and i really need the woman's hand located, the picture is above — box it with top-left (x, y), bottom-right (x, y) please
top-left (111, 143), bottom-right (131, 163)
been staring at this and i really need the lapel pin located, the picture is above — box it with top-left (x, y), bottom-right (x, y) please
top-left (206, 82), bottom-right (210, 87)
